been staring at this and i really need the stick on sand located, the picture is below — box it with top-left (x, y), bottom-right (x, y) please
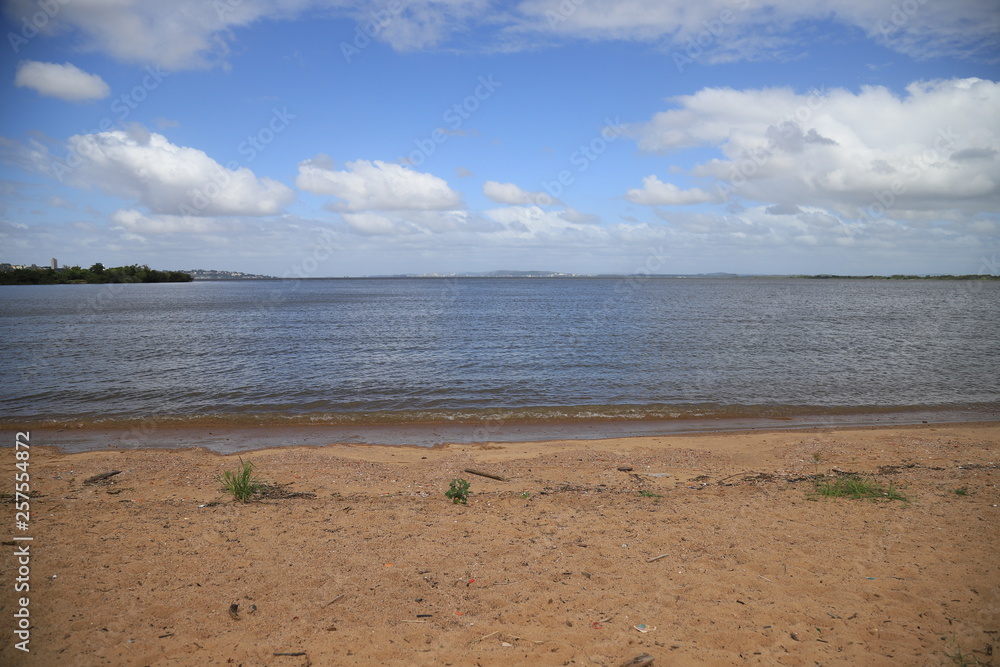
top-left (463, 468), bottom-right (508, 482)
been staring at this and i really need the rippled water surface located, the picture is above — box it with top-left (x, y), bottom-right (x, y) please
top-left (1, 278), bottom-right (998, 427)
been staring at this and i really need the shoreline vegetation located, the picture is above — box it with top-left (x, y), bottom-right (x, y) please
top-left (2, 266), bottom-right (998, 283)
top-left (0, 263), bottom-right (193, 285)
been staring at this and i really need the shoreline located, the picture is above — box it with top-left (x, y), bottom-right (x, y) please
top-left (4, 406), bottom-right (998, 454)
top-left (1, 422), bottom-right (997, 665)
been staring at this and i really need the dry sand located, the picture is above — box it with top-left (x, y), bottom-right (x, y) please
top-left (1, 422), bottom-right (997, 666)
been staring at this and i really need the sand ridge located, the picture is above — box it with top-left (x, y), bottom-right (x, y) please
top-left (1, 422), bottom-right (997, 665)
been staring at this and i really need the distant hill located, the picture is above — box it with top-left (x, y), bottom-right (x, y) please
top-left (389, 270), bottom-right (744, 278)
top-left (184, 269), bottom-right (277, 280)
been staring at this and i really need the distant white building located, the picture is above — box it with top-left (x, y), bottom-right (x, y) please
top-left (51, 258), bottom-right (58, 270)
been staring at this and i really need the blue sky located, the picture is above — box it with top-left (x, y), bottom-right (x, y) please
top-left (1, 0), bottom-right (998, 277)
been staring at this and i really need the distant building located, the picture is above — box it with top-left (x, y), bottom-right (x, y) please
top-left (51, 258), bottom-right (58, 270)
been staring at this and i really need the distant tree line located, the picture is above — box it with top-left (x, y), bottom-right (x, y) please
top-left (0, 263), bottom-right (193, 285)
top-left (795, 274), bottom-right (1000, 280)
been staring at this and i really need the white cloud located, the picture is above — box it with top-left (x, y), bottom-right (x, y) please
top-left (64, 128), bottom-right (294, 216)
top-left (559, 207), bottom-right (601, 224)
top-left (0, 134), bottom-right (53, 174)
top-left (649, 203), bottom-right (996, 271)
top-left (46, 196), bottom-right (77, 210)
top-left (297, 158), bottom-right (462, 212)
top-left (624, 176), bottom-right (715, 206)
top-left (339, 209), bottom-right (498, 236)
top-left (14, 61), bottom-right (109, 102)
top-left (514, 0), bottom-right (1000, 62)
top-left (4, 0), bottom-right (994, 70)
top-left (485, 205), bottom-right (608, 244)
top-left (333, 203), bottom-right (609, 250)
top-left (5, 0), bottom-right (278, 69)
top-left (628, 78), bottom-right (1000, 219)
top-left (482, 180), bottom-right (556, 205)
top-left (110, 208), bottom-right (244, 235)
top-left (361, 0), bottom-right (492, 52)
top-left (340, 211), bottom-right (412, 236)
top-left (2, 0), bottom-right (491, 69)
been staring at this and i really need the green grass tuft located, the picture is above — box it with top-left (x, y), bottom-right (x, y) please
top-left (446, 478), bottom-right (470, 504)
top-left (812, 475), bottom-right (907, 502)
top-left (945, 634), bottom-right (986, 666)
top-left (217, 457), bottom-right (263, 503)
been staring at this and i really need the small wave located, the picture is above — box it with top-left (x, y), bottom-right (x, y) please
top-left (4, 401), bottom-right (995, 432)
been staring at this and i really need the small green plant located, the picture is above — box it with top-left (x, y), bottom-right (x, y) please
top-left (945, 634), bottom-right (985, 666)
top-left (812, 452), bottom-right (822, 476)
top-left (217, 457), bottom-right (263, 503)
top-left (954, 487), bottom-right (969, 496)
top-left (638, 490), bottom-right (663, 498)
top-left (446, 478), bottom-right (470, 504)
top-left (520, 491), bottom-right (531, 499)
top-left (812, 474), bottom-right (907, 502)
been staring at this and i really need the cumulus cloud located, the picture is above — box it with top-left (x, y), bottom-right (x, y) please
top-left (63, 128), bottom-right (294, 216)
top-left (482, 180), bottom-right (556, 205)
top-left (627, 78), bottom-right (1000, 218)
top-left (14, 61), bottom-right (109, 102)
top-left (624, 176), bottom-right (715, 206)
top-left (297, 158), bottom-right (462, 212)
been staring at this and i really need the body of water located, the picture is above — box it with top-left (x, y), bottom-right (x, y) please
top-left (1, 278), bottom-right (998, 433)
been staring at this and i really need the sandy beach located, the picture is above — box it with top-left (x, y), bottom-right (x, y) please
top-left (1, 422), bottom-right (997, 666)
